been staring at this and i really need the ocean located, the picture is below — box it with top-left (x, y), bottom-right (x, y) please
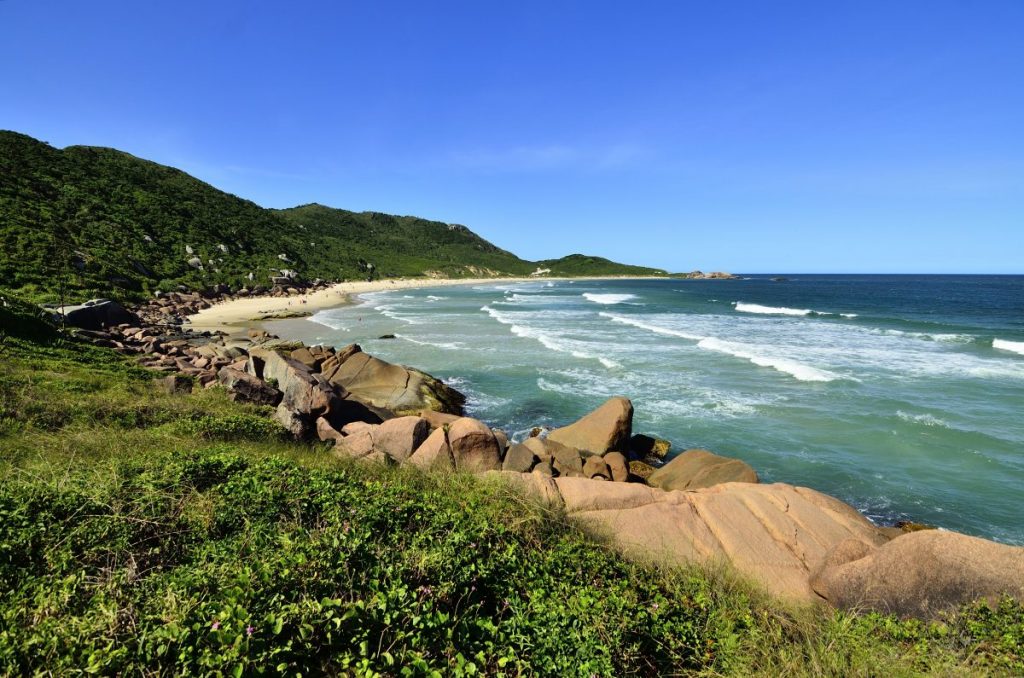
top-left (277, 275), bottom-right (1024, 544)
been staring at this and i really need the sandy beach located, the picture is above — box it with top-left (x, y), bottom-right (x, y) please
top-left (186, 277), bottom-right (540, 334)
top-left (186, 275), bottom-right (673, 334)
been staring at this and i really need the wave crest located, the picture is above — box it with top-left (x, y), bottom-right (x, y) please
top-left (696, 337), bottom-right (842, 382)
top-left (583, 293), bottom-right (637, 305)
top-left (994, 338), bottom-right (1024, 356)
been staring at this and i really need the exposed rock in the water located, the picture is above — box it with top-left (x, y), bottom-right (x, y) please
top-left (377, 334), bottom-right (397, 340)
top-left (811, 531), bottom-right (1024, 618)
top-left (547, 397), bottom-right (633, 456)
top-left (647, 449), bottom-right (759, 491)
top-left (57, 299), bottom-right (140, 330)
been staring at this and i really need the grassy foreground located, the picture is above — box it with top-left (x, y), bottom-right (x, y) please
top-left (1, 309), bottom-right (1022, 675)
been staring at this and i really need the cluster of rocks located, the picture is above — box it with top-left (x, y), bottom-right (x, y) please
top-left (133, 280), bottom-right (333, 327)
top-left (325, 396), bottom-right (649, 481)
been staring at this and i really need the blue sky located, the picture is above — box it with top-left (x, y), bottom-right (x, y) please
top-left (2, 1), bottom-right (1022, 272)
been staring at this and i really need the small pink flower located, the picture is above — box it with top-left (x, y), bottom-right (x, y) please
top-left (211, 620), bottom-right (221, 630)
top-left (246, 625), bottom-right (255, 636)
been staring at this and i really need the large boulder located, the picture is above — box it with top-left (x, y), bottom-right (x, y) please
top-left (407, 427), bottom-right (455, 471)
top-left (550, 478), bottom-right (888, 602)
top-left (648, 449), bottom-right (758, 491)
top-left (604, 452), bottom-right (630, 482)
top-left (547, 397), bottom-right (633, 455)
top-left (523, 437), bottom-right (584, 477)
top-left (502, 443), bottom-right (538, 473)
top-left (334, 427), bottom-right (387, 464)
top-left (446, 417), bottom-right (502, 473)
top-left (375, 416), bottom-right (431, 463)
top-left (217, 366), bottom-right (282, 406)
top-left (811, 531), bottom-right (1024, 618)
top-left (60, 299), bottom-right (140, 330)
top-left (332, 416), bottom-right (430, 464)
top-left (325, 351), bottom-right (465, 415)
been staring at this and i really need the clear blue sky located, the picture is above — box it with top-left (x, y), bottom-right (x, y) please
top-left (2, 1), bottom-right (1022, 273)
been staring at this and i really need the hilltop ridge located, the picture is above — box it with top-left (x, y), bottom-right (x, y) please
top-left (0, 131), bottom-right (665, 303)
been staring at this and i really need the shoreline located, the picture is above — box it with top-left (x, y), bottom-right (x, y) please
top-left (186, 275), bottom-right (668, 334)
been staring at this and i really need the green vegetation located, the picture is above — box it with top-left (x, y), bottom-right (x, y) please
top-left (0, 130), bottom-right (664, 305)
top-left (1, 303), bottom-right (1022, 675)
top-left (538, 253), bottom-right (665, 277)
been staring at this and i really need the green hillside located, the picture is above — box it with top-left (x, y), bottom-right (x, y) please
top-left (0, 131), bottom-right (662, 304)
top-left (273, 203), bottom-right (534, 279)
top-left (539, 254), bottom-right (666, 277)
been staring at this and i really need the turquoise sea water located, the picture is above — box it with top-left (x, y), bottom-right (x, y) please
top-left (275, 275), bottom-right (1024, 544)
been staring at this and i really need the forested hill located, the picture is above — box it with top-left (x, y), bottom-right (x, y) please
top-left (0, 131), bottom-right (665, 303)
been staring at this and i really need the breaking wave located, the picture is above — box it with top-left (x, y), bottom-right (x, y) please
top-left (481, 305), bottom-right (620, 369)
top-left (599, 312), bottom-right (704, 341)
top-left (394, 334), bottom-right (465, 351)
top-left (734, 302), bottom-right (813, 316)
top-left (583, 293), bottom-right (638, 305)
top-left (896, 410), bottom-right (951, 429)
top-left (696, 337), bottom-right (842, 382)
top-left (993, 338), bottom-right (1024, 356)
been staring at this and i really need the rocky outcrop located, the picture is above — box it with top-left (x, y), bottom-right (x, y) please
top-left (324, 349), bottom-right (465, 416)
top-left (547, 396), bottom-right (633, 455)
top-left (811, 531), bottom-right (1024, 618)
top-left (445, 417), bottom-right (503, 473)
top-left (58, 299), bottom-right (139, 330)
top-left (502, 443), bottom-right (537, 473)
top-left (217, 366), bottom-right (281, 406)
top-left (647, 449), bottom-right (758, 491)
top-left (540, 478), bottom-right (888, 602)
top-left (333, 416), bottom-right (431, 465)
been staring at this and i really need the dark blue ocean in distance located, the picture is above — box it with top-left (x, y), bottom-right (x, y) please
top-left (278, 274), bottom-right (1024, 544)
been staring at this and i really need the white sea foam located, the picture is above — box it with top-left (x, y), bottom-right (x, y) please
top-left (583, 293), bottom-right (637, 305)
top-left (394, 334), bottom-right (465, 350)
top-left (840, 313), bottom-right (858, 318)
top-left (734, 302), bottom-right (813, 316)
top-left (374, 305), bottom-right (422, 324)
top-left (482, 306), bottom-right (619, 368)
top-left (599, 312), bottom-right (704, 341)
top-left (696, 337), bottom-right (841, 382)
top-left (896, 410), bottom-right (951, 429)
top-left (425, 295), bottom-right (448, 302)
top-left (308, 311), bottom-right (349, 331)
top-left (878, 328), bottom-right (974, 344)
top-left (993, 338), bottom-right (1024, 356)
